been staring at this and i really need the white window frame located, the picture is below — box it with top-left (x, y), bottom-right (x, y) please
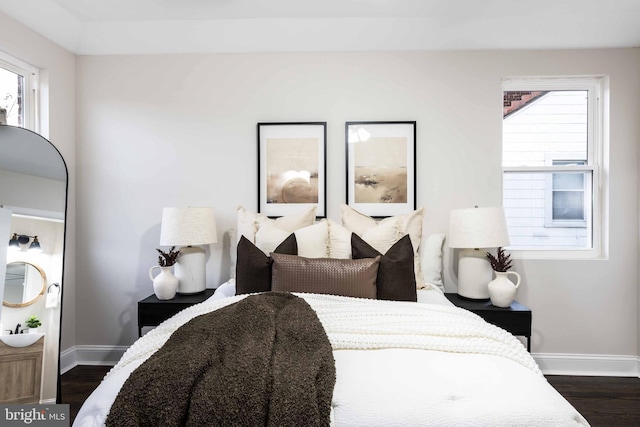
top-left (502, 76), bottom-right (607, 260)
top-left (0, 50), bottom-right (39, 131)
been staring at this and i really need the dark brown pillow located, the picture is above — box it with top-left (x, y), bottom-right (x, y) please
top-left (351, 233), bottom-right (417, 302)
top-left (270, 253), bottom-right (380, 299)
top-left (235, 234), bottom-right (298, 295)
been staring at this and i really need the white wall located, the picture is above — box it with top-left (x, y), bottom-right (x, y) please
top-left (74, 49), bottom-right (640, 359)
top-left (1, 5), bottom-right (637, 377)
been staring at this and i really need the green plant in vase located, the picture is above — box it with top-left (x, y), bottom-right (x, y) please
top-left (26, 315), bottom-right (42, 332)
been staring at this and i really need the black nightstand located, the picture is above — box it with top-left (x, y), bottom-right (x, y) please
top-left (137, 289), bottom-right (216, 337)
top-left (445, 293), bottom-right (532, 352)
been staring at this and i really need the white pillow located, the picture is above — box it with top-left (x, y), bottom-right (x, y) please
top-left (255, 220), bottom-right (329, 258)
top-left (340, 205), bottom-right (425, 287)
top-left (327, 219), bottom-right (352, 259)
top-left (228, 228), bottom-right (237, 279)
top-left (254, 222), bottom-right (291, 255)
top-left (295, 221), bottom-right (330, 258)
top-left (420, 233), bottom-right (446, 291)
top-left (236, 205), bottom-right (317, 244)
top-left (231, 205), bottom-right (318, 278)
top-left (255, 219), bottom-right (355, 260)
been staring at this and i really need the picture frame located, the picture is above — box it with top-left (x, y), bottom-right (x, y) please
top-left (258, 122), bottom-right (327, 218)
top-left (345, 121), bottom-right (416, 217)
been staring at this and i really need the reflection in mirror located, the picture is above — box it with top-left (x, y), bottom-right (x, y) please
top-left (3, 261), bottom-right (46, 307)
top-left (0, 125), bottom-right (67, 404)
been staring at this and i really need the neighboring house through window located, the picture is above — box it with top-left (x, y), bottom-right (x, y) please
top-left (0, 51), bottom-right (38, 130)
top-left (502, 77), bottom-right (606, 258)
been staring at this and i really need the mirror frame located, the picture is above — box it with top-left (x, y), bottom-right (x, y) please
top-left (0, 124), bottom-right (69, 404)
top-left (3, 261), bottom-right (47, 307)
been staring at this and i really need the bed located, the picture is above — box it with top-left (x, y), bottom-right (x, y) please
top-left (73, 206), bottom-right (590, 426)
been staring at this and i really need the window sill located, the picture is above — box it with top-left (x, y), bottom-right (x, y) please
top-left (508, 247), bottom-right (606, 261)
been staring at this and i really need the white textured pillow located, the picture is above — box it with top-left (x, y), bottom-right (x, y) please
top-left (231, 205), bottom-right (318, 278)
top-left (254, 222), bottom-right (291, 255)
top-left (295, 221), bottom-right (330, 258)
top-left (340, 204), bottom-right (380, 236)
top-left (327, 219), bottom-right (352, 259)
top-left (255, 220), bottom-right (329, 258)
top-left (420, 233), bottom-right (446, 291)
top-left (228, 228), bottom-right (237, 279)
top-left (340, 205), bottom-right (425, 287)
top-left (255, 219), bottom-right (354, 260)
top-left (236, 205), bottom-right (317, 244)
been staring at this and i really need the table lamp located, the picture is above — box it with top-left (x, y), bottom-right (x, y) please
top-left (448, 206), bottom-right (510, 299)
top-left (160, 207), bottom-right (217, 294)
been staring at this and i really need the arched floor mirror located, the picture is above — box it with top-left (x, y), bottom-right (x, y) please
top-left (0, 125), bottom-right (68, 404)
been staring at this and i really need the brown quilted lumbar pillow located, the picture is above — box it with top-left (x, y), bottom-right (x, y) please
top-left (271, 253), bottom-right (380, 299)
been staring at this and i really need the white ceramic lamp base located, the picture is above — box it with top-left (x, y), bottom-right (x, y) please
top-left (174, 246), bottom-right (206, 294)
top-left (457, 248), bottom-right (494, 299)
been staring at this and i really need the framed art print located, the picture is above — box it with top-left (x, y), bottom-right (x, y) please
top-left (346, 121), bottom-right (416, 217)
top-left (258, 122), bottom-right (326, 218)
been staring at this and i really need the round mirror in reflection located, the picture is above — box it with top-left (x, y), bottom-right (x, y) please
top-left (3, 261), bottom-right (47, 307)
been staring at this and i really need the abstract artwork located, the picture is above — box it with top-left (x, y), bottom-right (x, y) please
top-left (258, 122), bottom-right (326, 217)
top-left (346, 121), bottom-right (416, 217)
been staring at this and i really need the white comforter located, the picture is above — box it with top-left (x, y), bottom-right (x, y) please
top-left (74, 283), bottom-right (589, 426)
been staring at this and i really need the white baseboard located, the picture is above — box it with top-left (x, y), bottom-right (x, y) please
top-left (61, 345), bottom-right (640, 378)
top-left (60, 345), bottom-right (126, 374)
top-left (533, 353), bottom-right (640, 377)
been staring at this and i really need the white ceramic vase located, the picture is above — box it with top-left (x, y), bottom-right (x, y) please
top-left (488, 271), bottom-right (521, 308)
top-left (28, 327), bottom-right (39, 334)
top-left (149, 265), bottom-right (179, 300)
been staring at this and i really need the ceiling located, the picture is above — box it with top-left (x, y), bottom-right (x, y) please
top-left (1, 0), bottom-right (639, 55)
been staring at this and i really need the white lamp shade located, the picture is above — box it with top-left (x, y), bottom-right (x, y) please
top-left (160, 207), bottom-right (218, 246)
top-left (448, 206), bottom-right (510, 249)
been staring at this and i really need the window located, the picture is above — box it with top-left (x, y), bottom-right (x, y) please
top-left (502, 77), bottom-right (606, 258)
top-left (0, 51), bottom-right (38, 130)
top-left (546, 158), bottom-right (587, 227)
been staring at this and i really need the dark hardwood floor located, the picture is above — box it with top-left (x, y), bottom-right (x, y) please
top-left (61, 366), bottom-right (640, 426)
top-left (546, 375), bottom-right (640, 426)
top-left (60, 365), bottom-right (112, 423)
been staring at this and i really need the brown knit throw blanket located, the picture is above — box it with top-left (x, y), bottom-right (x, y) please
top-left (106, 292), bottom-right (336, 427)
